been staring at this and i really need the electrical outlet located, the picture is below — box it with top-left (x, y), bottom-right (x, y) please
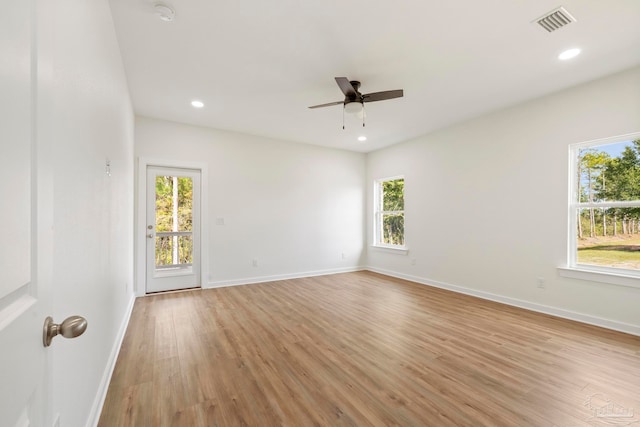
top-left (411, 258), bottom-right (417, 265)
top-left (252, 259), bottom-right (258, 267)
top-left (341, 252), bottom-right (346, 259)
top-left (537, 277), bottom-right (545, 289)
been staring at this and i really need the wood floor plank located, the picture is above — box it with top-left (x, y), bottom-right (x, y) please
top-left (99, 271), bottom-right (640, 426)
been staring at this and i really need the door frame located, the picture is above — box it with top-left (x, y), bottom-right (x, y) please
top-left (145, 166), bottom-right (201, 293)
top-left (136, 157), bottom-right (209, 296)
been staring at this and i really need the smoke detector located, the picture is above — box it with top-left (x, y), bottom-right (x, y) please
top-left (534, 6), bottom-right (576, 32)
top-left (154, 4), bottom-right (175, 22)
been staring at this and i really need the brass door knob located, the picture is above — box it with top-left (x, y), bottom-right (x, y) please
top-left (43, 315), bottom-right (88, 347)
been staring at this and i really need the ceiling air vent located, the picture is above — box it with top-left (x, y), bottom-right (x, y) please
top-left (534, 6), bottom-right (576, 32)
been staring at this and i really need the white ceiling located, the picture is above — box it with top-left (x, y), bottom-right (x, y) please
top-left (109, 0), bottom-right (640, 153)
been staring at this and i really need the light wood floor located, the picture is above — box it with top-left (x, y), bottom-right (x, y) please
top-left (98, 271), bottom-right (640, 427)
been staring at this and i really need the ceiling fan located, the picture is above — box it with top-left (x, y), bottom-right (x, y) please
top-left (309, 77), bottom-right (404, 128)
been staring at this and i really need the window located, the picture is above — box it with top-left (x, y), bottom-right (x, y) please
top-left (569, 133), bottom-right (640, 275)
top-left (374, 176), bottom-right (405, 247)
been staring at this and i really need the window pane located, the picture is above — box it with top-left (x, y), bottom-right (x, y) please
top-left (577, 141), bottom-right (640, 203)
top-left (382, 179), bottom-right (404, 210)
top-left (155, 176), bottom-right (173, 231)
top-left (177, 177), bottom-right (193, 231)
top-left (154, 175), bottom-right (194, 271)
top-left (576, 207), bottom-right (640, 269)
top-left (155, 234), bottom-right (193, 268)
top-left (155, 176), bottom-right (193, 232)
top-left (382, 213), bottom-right (404, 246)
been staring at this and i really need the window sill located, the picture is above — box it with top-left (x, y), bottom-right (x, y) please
top-left (370, 245), bottom-right (409, 255)
top-left (557, 266), bottom-right (640, 289)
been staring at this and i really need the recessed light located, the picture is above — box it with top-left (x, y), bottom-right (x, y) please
top-left (191, 100), bottom-right (204, 108)
top-left (558, 48), bottom-right (581, 60)
top-left (358, 136), bottom-right (367, 142)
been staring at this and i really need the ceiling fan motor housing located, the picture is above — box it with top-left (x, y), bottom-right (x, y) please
top-left (344, 81), bottom-right (363, 112)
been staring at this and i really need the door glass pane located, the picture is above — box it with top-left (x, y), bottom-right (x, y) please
top-left (155, 175), bottom-right (193, 270)
top-left (155, 234), bottom-right (193, 268)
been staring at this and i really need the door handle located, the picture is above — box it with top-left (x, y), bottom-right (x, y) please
top-left (43, 315), bottom-right (88, 347)
top-left (147, 233), bottom-right (154, 239)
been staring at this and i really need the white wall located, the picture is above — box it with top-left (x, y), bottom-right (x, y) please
top-left (366, 66), bottom-right (640, 334)
top-left (45, 1), bottom-right (135, 426)
top-left (135, 117), bottom-right (366, 289)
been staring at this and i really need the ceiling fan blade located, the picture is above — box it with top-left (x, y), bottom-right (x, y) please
top-left (335, 77), bottom-right (357, 99)
top-left (308, 100), bottom-right (344, 109)
top-left (363, 89), bottom-right (404, 103)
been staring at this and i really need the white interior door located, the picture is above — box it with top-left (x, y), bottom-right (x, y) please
top-left (146, 166), bottom-right (201, 293)
top-left (0, 0), bottom-right (50, 425)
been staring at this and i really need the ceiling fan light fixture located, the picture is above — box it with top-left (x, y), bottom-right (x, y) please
top-left (344, 101), bottom-right (363, 114)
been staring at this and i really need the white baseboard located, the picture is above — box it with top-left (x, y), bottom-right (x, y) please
top-left (206, 266), bottom-right (366, 289)
top-left (87, 294), bottom-right (136, 427)
top-left (366, 266), bottom-right (640, 337)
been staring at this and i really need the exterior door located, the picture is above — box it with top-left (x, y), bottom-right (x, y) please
top-left (0, 0), bottom-right (50, 425)
top-left (146, 166), bottom-right (201, 293)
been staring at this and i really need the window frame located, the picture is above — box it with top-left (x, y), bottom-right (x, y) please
top-left (567, 131), bottom-right (640, 282)
top-left (373, 175), bottom-right (406, 250)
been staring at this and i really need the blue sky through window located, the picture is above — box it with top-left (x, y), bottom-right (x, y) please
top-left (597, 140), bottom-right (631, 158)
